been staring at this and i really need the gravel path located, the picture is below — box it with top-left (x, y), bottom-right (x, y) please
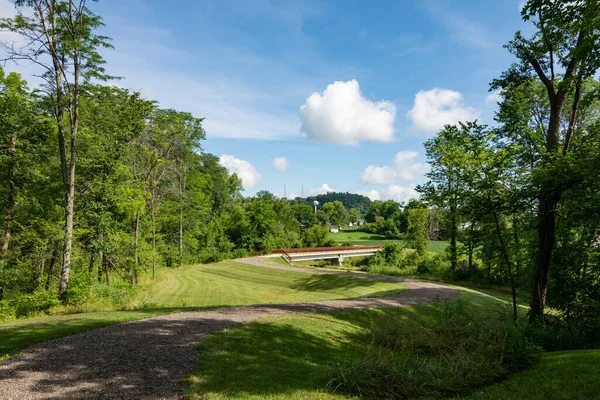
top-left (0, 257), bottom-right (457, 399)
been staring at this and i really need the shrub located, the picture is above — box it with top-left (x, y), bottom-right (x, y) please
top-left (400, 250), bottom-right (422, 270)
top-left (7, 289), bottom-right (61, 319)
top-left (381, 242), bottom-right (403, 266)
top-left (367, 251), bottom-right (386, 267)
top-left (328, 299), bottom-right (540, 399)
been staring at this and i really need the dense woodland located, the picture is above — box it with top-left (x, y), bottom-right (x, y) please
top-left (0, 0), bottom-right (599, 354)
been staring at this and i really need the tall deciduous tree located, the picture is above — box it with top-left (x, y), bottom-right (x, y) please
top-left (1, 0), bottom-right (113, 299)
top-left (493, 0), bottom-right (600, 321)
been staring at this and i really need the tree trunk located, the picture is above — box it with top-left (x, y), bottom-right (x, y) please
top-left (97, 247), bottom-right (103, 284)
top-left (151, 185), bottom-right (157, 280)
top-left (88, 251), bottom-right (95, 290)
top-left (491, 208), bottom-right (518, 322)
top-left (179, 199), bottom-right (183, 266)
top-left (1, 135), bottom-right (16, 257)
top-left (45, 243), bottom-right (60, 291)
top-left (104, 253), bottom-right (110, 285)
top-left (530, 189), bottom-right (561, 322)
top-left (513, 215), bottom-right (521, 280)
top-left (58, 5), bottom-right (81, 301)
top-left (133, 211), bottom-right (140, 285)
top-left (449, 204), bottom-right (458, 276)
top-left (134, 212), bottom-right (140, 266)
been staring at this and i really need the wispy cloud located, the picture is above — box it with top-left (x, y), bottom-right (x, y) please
top-left (425, 2), bottom-right (494, 49)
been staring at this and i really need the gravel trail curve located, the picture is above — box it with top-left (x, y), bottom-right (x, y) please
top-left (0, 257), bottom-right (457, 399)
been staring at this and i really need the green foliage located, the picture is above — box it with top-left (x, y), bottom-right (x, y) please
top-left (328, 299), bottom-right (540, 399)
top-left (407, 208), bottom-right (428, 256)
top-left (0, 289), bottom-right (60, 320)
top-left (320, 201), bottom-right (347, 227)
top-left (294, 192), bottom-right (372, 215)
top-left (301, 224), bottom-right (333, 248)
top-left (381, 242), bottom-right (403, 266)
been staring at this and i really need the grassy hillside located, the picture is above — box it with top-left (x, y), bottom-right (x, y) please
top-left (147, 261), bottom-right (407, 307)
top-left (328, 230), bottom-right (448, 252)
top-left (185, 290), bottom-right (597, 400)
top-left (184, 291), bottom-right (505, 399)
top-left (466, 349), bottom-right (600, 399)
top-left (0, 261), bottom-right (407, 359)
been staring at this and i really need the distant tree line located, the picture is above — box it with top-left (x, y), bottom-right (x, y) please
top-left (292, 192), bottom-right (372, 215)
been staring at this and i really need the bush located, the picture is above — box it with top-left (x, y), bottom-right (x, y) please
top-left (2, 289), bottom-right (61, 319)
top-left (302, 224), bottom-right (333, 247)
top-left (381, 242), bottom-right (403, 266)
top-left (328, 299), bottom-right (540, 399)
top-left (400, 250), bottom-right (422, 270)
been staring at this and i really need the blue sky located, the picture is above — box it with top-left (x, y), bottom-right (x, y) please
top-left (1, 0), bottom-right (529, 202)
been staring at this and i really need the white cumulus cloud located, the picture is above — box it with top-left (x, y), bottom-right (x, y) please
top-left (407, 88), bottom-right (478, 133)
top-left (358, 185), bottom-right (419, 203)
top-left (272, 157), bottom-right (289, 172)
top-left (219, 154), bottom-right (261, 190)
top-left (485, 90), bottom-right (503, 104)
top-left (309, 183), bottom-right (335, 195)
top-left (300, 79), bottom-right (396, 145)
top-left (358, 190), bottom-right (381, 201)
top-left (382, 185), bottom-right (419, 203)
top-left (361, 151), bottom-right (430, 185)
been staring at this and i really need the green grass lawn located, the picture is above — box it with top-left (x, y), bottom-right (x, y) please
top-left (185, 289), bottom-right (597, 400)
top-left (328, 230), bottom-right (448, 252)
top-left (0, 260), bottom-right (407, 360)
top-left (147, 260), bottom-right (408, 307)
top-left (465, 349), bottom-right (600, 399)
top-left (184, 290), bottom-right (510, 399)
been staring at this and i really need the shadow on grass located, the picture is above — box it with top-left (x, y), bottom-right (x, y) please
top-left (186, 315), bottom-right (369, 398)
top-left (0, 309), bottom-right (280, 399)
top-left (290, 274), bottom-right (385, 292)
top-left (0, 306), bottom-right (220, 360)
top-left (186, 302), bottom-right (450, 399)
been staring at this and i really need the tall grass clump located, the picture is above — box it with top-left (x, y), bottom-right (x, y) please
top-left (327, 299), bottom-right (540, 398)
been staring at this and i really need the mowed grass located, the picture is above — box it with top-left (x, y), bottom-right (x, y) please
top-left (0, 261), bottom-right (407, 360)
top-left (147, 260), bottom-right (408, 307)
top-left (185, 289), bottom-right (598, 400)
top-left (185, 290), bottom-right (508, 399)
top-left (328, 230), bottom-right (448, 252)
top-left (465, 349), bottom-right (600, 399)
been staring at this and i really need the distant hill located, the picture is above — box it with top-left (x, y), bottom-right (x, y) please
top-left (291, 192), bottom-right (372, 215)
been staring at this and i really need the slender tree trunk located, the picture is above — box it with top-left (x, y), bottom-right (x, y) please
top-left (97, 247), bottom-right (103, 284)
top-left (104, 253), bottom-right (110, 285)
top-left (491, 206), bottom-right (518, 322)
top-left (134, 212), bottom-right (140, 266)
top-left (45, 243), bottom-right (60, 291)
top-left (133, 211), bottom-right (140, 285)
top-left (467, 224), bottom-right (474, 280)
top-left (1, 135), bottom-right (16, 256)
top-left (179, 199), bottom-right (183, 266)
top-left (58, 3), bottom-right (81, 301)
top-left (37, 245), bottom-right (46, 288)
top-left (88, 251), bottom-right (95, 289)
top-left (0, 133), bottom-right (18, 299)
top-left (151, 184), bottom-right (157, 280)
top-left (449, 204), bottom-right (458, 276)
top-left (513, 215), bottom-right (521, 280)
